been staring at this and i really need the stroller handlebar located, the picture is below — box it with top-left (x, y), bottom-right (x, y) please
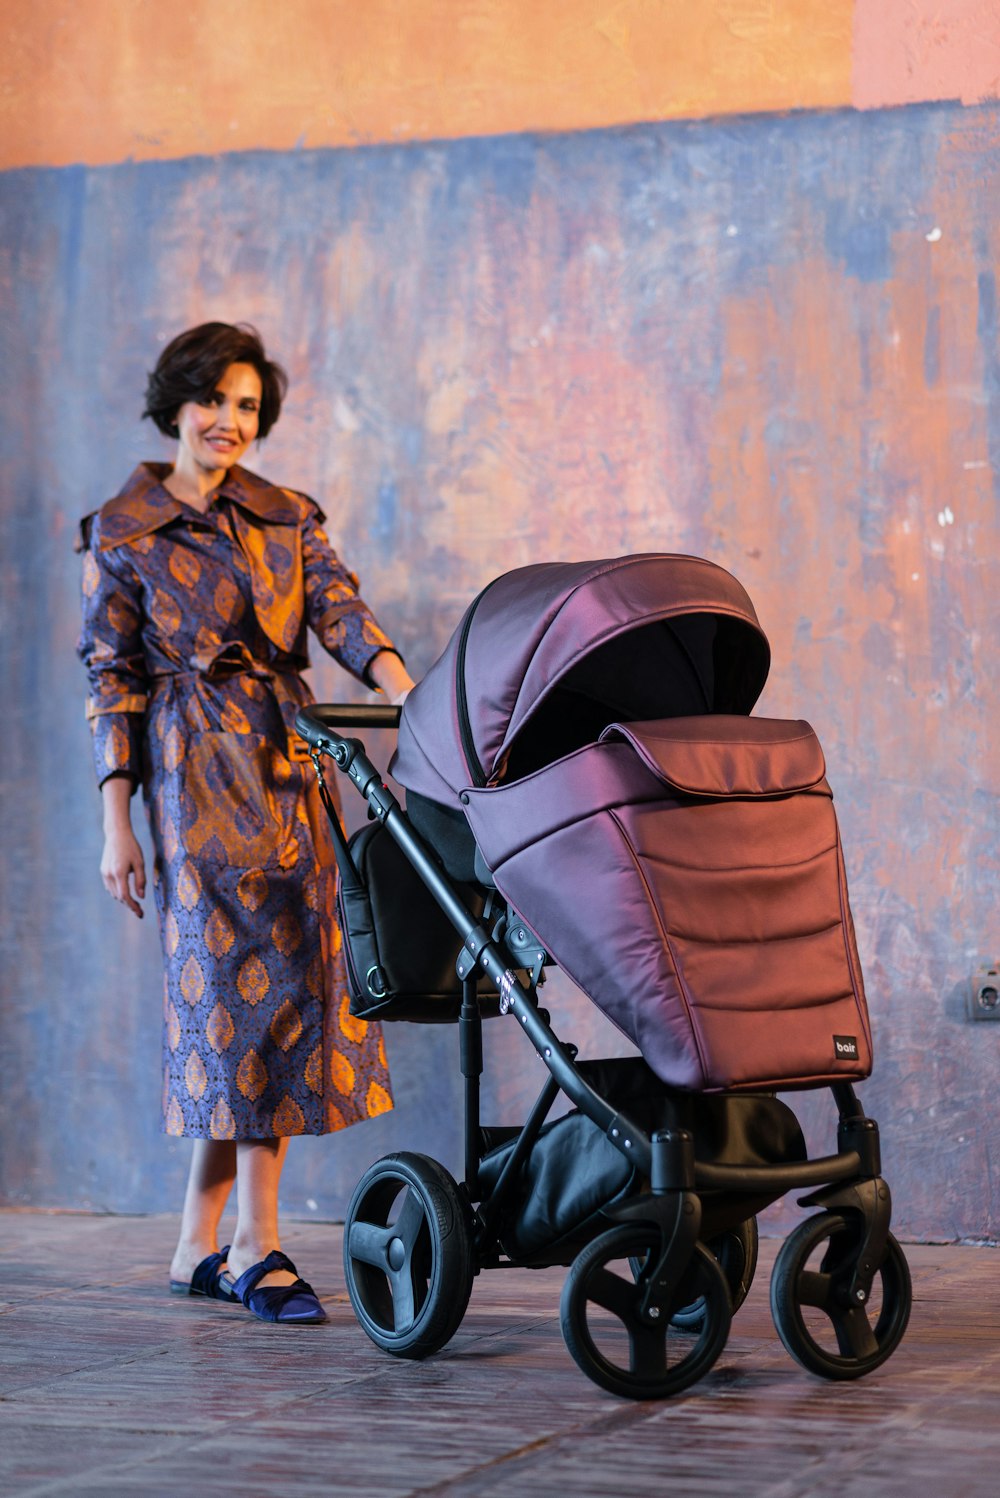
top-left (295, 702), bottom-right (401, 750)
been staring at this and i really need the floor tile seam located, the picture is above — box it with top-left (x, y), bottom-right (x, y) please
top-left (290, 1371), bottom-right (614, 1424)
top-left (178, 1374), bottom-right (391, 1426)
top-left (27, 1410), bottom-right (546, 1497)
top-left (752, 1451), bottom-right (916, 1498)
top-left (442, 1312), bottom-right (562, 1343)
top-left (282, 1362), bottom-right (566, 1407)
top-left (746, 1391), bottom-right (1000, 1498)
top-left (754, 1468), bottom-right (1000, 1498)
top-left (8, 1368), bottom-right (975, 1444)
top-left (0, 1282), bottom-right (239, 1310)
top-left (0, 1431), bottom-right (202, 1498)
top-left (0, 1389), bottom-right (359, 1426)
top-left (0, 1337), bottom-right (250, 1400)
top-left (391, 1358), bottom-right (980, 1489)
top-left (354, 1310), bottom-right (566, 1369)
top-left (704, 1378), bottom-right (1000, 1437)
top-left (0, 1414), bottom-right (222, 1439)
top-left (93, 1486), bottom-right (351, 1498)
top-left (2, 1338), bottom-right (988, 1407)
top-left (448, 1320), bottom-right (561, 1339)
top-left (0, 1387), bottom-right (376, 1498)
top-left (0, 1282), bottom-right (238, 1306)
top-left (397, 1391), bottom-right (679, 1495)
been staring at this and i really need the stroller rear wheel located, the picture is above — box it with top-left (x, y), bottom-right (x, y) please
top-left (343, 1152), bottom-right (475, 1359)
top-left (669, 1216), bottom-right (759, 1330)
top-left (561, 1225), bottom-right (732, 1399)
top-left (770, 1210), bottom-right (912, 1379)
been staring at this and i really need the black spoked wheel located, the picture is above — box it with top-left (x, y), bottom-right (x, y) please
top-left (770, 1211), bottom-right (912, 1380)
top-left (669, 1216), bottom-right (760, 1330)
top-left (343, 1152), bottom-right (475, 1359)
top-left (561, 1226), bottom-right (732, 1400)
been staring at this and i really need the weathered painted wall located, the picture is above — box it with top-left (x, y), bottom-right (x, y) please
top-left (3, 0), bottom-right (999, 172)
top-left (1, 100), bottom-right (997, 1236)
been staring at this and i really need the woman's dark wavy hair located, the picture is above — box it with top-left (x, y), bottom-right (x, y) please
top-left (143, 322), bottom-right (288, 439)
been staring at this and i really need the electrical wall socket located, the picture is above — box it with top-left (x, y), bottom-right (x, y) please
top-left (967, 964), bottom-right (1000, 1021)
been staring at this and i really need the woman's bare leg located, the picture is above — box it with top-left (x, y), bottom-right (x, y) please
top-left (227, 1137), bottom-right (299, 1289)
top-left (169, 1139), bottom-right (237, 1282)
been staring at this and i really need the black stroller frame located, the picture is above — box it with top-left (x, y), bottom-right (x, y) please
top-left (299, 702), bottom-right (911, 1400)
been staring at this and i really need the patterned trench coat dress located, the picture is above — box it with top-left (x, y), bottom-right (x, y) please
top-left (78, 462), bottom-right (397, 1140)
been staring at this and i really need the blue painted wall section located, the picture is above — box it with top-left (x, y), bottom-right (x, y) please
top-left (0, 101), bottom-right (997, 1236)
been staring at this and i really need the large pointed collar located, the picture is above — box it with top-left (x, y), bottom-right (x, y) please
top-left (86, 463), bottom-right (314, 551)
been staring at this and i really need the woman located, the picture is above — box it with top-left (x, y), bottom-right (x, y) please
top-left (78, 322), bottom-right (414, 1323)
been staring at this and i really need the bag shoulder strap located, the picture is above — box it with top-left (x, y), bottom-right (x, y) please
top-left (312, 759), bottom-right (364, 893)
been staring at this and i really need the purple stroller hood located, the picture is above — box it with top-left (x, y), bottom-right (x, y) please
top-left (391, 554), bottom-right (770, 807)
top-left (391, 555), bottom-right (871, 1093)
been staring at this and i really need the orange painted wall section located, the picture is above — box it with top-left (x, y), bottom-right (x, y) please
top-left (854, 0), bottom-right (1000, 110)
top-left (4, 0), bottom-right (856, 170)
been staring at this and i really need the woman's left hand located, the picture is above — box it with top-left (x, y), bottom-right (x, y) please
top-left (370, 650), bottom-right (415, 705)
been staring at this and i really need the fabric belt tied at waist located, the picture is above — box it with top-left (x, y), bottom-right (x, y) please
top-left (150, 641), bottom-right (312, 761)
top-left (152, 641), bottom-right (288, 684)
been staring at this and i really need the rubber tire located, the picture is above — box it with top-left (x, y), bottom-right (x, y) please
top-left (561, 1226), bottom-right (732, 1400)
top-left (670, 1216), bottom-right (759, 1330)
top-left (770, 1210), bottom-right (912, 1380)
top-left (343, 1152), bottom-right (475, 1359)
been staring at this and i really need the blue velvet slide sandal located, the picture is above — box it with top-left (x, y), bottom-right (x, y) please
top-left (169, 1245), bottom-right (239, 1301)
top-left (231, 1250), bottom-right (327, 1324)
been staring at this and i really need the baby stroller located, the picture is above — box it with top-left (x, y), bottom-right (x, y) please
top-left (296, 554), bottom-right (911, 1399)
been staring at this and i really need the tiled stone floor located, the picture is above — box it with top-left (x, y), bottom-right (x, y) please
top-left (1, 1210), bottom-right (998, 1496)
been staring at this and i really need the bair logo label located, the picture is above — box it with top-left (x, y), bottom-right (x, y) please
top-left (834, 1035), bottom-right (859, 1060)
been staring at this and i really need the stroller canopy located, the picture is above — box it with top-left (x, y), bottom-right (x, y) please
top-left (392, 554), bottom-right (770, 807)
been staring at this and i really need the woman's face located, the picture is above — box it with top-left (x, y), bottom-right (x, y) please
top-left (173, 361), bottom-right (263, 475)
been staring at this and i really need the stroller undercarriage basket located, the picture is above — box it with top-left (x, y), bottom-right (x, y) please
top-left (476, 1058), bottom-right (809, 1261)
top-left (296, 553), bottom-right (911, 1400)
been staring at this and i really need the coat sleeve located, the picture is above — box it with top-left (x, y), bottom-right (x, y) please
top-left (77, 520), bottom-right (149, 789)
top-left (300, 502), bottom-right (403, 686)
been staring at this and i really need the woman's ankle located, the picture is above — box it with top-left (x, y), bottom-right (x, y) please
top-left (170, 1236), bottom-right (223, 1280)
top-left (228, 1237), bottom-right (300, 1287)
top-left (229, 1232), bottom-right (279, 1264)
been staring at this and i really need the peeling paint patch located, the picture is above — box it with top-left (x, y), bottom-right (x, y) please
top-left (854, 0), bottom-right (1000, 111)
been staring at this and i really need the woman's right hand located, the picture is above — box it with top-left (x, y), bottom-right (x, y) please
top-left (100, 776), bottom-right (146, 918)
top-left (101, 828), bottom-right (146, 917)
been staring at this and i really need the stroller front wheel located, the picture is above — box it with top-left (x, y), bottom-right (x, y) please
top-left (560, 1226), bottom-right (732, 1400)
top-left (343, 1152), bottom-right (475, 1360)
top-left (770, 1210), bottom-right (912, 1380)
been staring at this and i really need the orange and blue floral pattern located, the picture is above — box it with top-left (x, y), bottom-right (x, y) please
top-left (78, 463), bottom-right (397, 1138)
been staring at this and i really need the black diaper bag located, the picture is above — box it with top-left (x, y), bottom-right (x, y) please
top-left (331, 819), bottom-right (498, 1023)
